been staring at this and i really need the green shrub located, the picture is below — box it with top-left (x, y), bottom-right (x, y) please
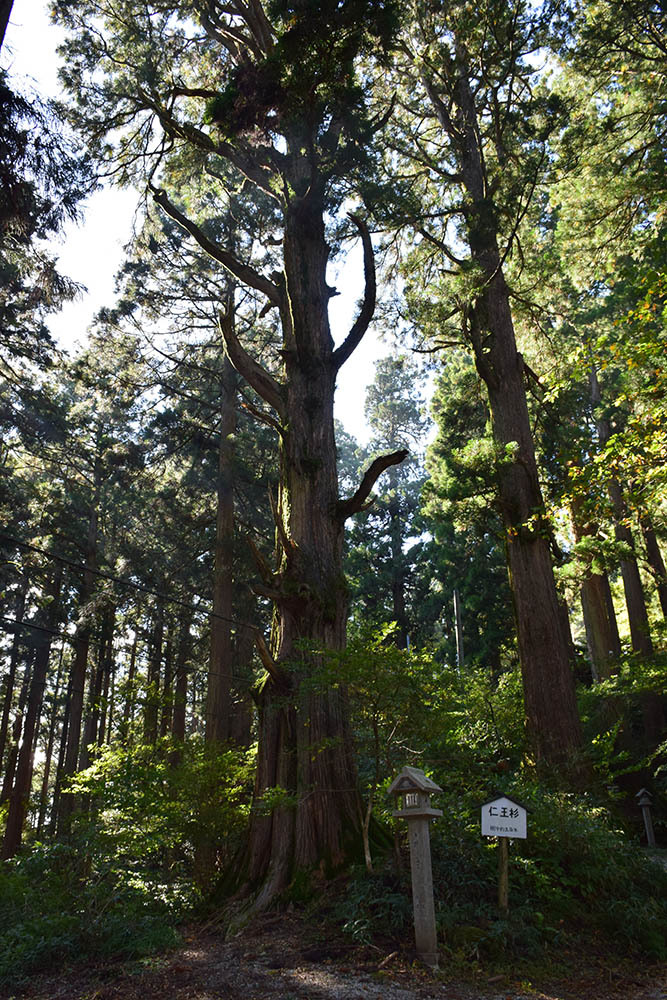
top-left (0, 841), bottom-right (186, 984)
top-left (0, 736), bottom-right (256, 986)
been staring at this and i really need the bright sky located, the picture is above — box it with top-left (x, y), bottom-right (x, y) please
top-left (2, 0), bottom-right (391, 442)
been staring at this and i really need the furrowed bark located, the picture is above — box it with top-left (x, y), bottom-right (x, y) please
top-left (424, 49), bottom-right (584, 774)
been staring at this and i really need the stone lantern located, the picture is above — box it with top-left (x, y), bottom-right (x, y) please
top-left (388, 766), bottom-right (443, 969)
top-left (636, 788), bottom-right (656, 847)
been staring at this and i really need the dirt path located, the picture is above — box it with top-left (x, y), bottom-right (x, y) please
top-left (4, 914), bottom-right (667, 1000)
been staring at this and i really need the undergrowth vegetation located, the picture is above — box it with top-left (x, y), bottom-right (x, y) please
top-left (0, 841), bottom-right (188, 983)
top-left (1, 637), bottom-right (665, 986)
top-left (0, 737), bottom-right (254, 985)
top-left (333, 787), bottom-right (667, 963)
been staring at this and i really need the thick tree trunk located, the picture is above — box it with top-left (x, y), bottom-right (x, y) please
top-left (481, 296), bottom-right (583, 766)
top-left (430, 53), bottom-right (583, 771)
top-left (240, 193), bottom-right (363, 900)
top-left (206, 356), bottom-right (237, 745)
top-left (157, 115), bottom-right (402, 902)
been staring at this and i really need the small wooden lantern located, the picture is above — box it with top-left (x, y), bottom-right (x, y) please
top-left (388, 765), bottom-right (444, 820)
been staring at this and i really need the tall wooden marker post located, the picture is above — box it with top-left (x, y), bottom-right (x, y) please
top-left (480, 794), bottom-right (527, 915)
top-left (389, 766), bottom-right (443, 969)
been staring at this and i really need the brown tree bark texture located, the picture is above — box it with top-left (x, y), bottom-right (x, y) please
top-left (427, 51), bottom-right (584, 770)
top-left (242, 195), bottom-right (360, 899)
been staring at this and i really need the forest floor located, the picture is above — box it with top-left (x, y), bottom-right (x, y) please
top-left (3, 910), bottom-right (667, 1000)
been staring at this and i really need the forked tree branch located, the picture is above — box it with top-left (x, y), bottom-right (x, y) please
top-left (254, 630), bottom-right (286, 686)
top-left (246, 536), bottom-right (274, 585)
top-left (152, 186), bottom-right (282, 306)
top-left (337, 449), bottom-right (408, 521)
top-left (332, 213), bottom-right (376, 372)
top-left (218, 308), bottom-right (287, 418)
top-left (240, 394), bottom-right (286, 438)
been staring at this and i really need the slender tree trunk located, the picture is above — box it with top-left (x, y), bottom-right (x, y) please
top-left (609, 481), bottom-right (654, 655)
top-left (58, 472), bottom-right (100, 832)
top-left (96, 607), bottom-right (115, 746)
top-left (581, 575), bottom-right (618, 680)
top-left (641, 516), bottom-right (667, 619)
top-left (78, 631), bottom-right (105, 771)
top-left (206, 356), bottom-right (238, 744)
top-left (571, 500), bottom-right (621, 680)
top-left (170, 611), bottom-right (191, 756)
top-left (160, 625), bottom-right (173, 738)
top-left (190, 664), bottom-right (200, 733)
top-left (171, 613), bottom-right (190, 743)
top-left (50, 670), bottom-right (71, 835)
top-left (105, 653), bottom-right (116, 745)
top-left (3, 566), bottom-right (62, 859)
top-left (37, 642), bottom-right (65, 837)
top-left (143, 602), bottom-right (164, 744)
top-left (0, 650), bottom-right (32, 805)
top-left (121, 629), bottom-right (139, 741)
top-left (388, 475), bottom-right (408, 648)
top-left (199, 362), bottom-right (239, 890)
top-left (0, 571), bottom-right (27, 772)
top-left (590, 368), bottom-right (654, 656)
top-left (424, 52), bottom-right (583, 771)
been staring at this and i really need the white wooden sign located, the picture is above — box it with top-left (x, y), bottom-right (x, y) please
top-left (481, 795), bottom-right (527, 839)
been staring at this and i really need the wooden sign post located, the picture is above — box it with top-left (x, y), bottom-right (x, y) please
top-left (480, 794), bottom-right (528, 916)
top-left (389, 766), bottom-right (443, 969)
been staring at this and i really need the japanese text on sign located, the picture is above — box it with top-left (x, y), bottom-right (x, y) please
top-left (480, 796), bottom-right (527, 839)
